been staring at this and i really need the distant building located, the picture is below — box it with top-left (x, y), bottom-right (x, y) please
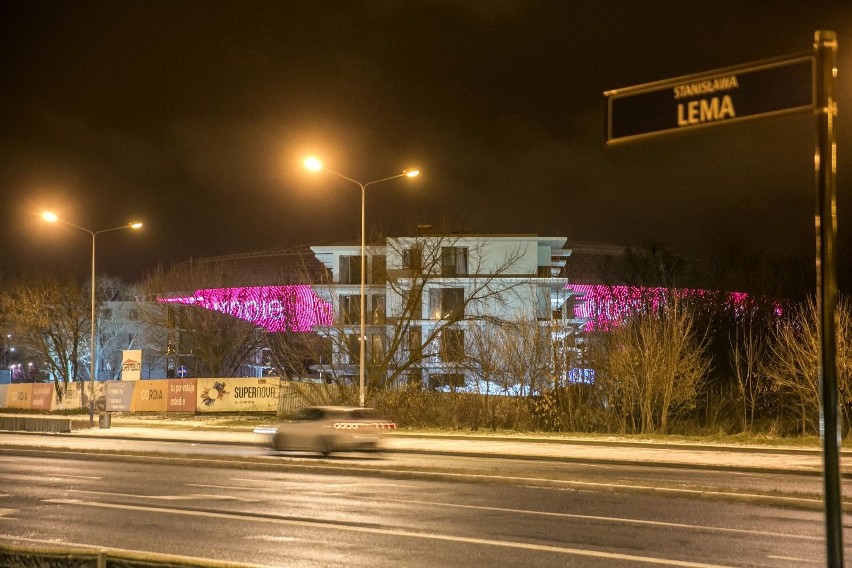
top-left (309, 233), bottom-right (584, 391)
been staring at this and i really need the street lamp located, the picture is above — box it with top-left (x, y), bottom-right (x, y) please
top-left (42, 211), bottom-right (143, 425)
top-left (304, 157), bottom-right (420, 407)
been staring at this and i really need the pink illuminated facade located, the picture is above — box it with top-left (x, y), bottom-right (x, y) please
top-left (159, 283), bottom-right (772, 335)
top-left (159, 285), bottom-right (333, 333)
top-left (568, 283), bottom-right (781, 331)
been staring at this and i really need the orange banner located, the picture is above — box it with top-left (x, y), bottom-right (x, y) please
top-left (6, 384), bottom-right (32, 409)
top-left (130, 379), bottom-right (169, 412)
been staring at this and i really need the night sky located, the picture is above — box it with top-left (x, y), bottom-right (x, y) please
top-left (1, 1), bottom-right (851, 291)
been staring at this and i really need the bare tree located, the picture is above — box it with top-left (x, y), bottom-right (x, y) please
top-left (141, 264), bottom-right (265, 378)
top-left (730, 318), bottom-right (770, 432)
top-left (591, 297), bottom-right (710, 434)
top-left (764, 296), bottom-right (852, 435)
top-left (0, 274), bottom-right (89, 399)
top-left (96, 277), bottom-right (139, 380)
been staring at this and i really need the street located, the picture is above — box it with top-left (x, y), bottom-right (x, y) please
top-left (0, 438), bottom-right (847, 567)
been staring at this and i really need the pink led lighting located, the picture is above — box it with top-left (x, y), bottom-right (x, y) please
top-left (160, 286), bottom-right (333, 333)
top-left (568, 284), bottom-right (782, 331)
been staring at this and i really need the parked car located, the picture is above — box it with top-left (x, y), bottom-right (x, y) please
top-left (271, 406), bottom-right (396, 455)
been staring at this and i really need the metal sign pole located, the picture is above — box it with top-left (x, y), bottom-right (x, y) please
top-left (814, 29), bottom-right (843, 568)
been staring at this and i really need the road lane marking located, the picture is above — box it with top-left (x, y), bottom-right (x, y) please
top-left (0, 509), bottom-right (18, 520)
top-left (52, 474), bottom-right (102, 480)
top-left (385, 498), bottom-right (822, 541)
top-left (67, 490), bottom-right (259, 502)
top-left (767, 556), bottom-right (822, 564)
top-left (43, 498), bottom-right (740, 567)
top-left (230, 476), bottom-right (415, 489)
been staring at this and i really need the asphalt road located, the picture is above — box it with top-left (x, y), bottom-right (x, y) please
top-left (0, 431), bottom-right (839, 505)
top-left (0, 451), bottom-right (842, 567)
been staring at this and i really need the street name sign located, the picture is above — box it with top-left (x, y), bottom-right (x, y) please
top-left (605, 54), bottom-right (814, 143)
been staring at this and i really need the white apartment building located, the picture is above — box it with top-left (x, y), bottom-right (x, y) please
top-left (311, 233), bottom-right (583, 392)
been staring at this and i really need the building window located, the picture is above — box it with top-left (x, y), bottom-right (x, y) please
top-left (402, 287), bottom-right (423, 319)
top-left (339, 255), bottom-right (361, 284)
top-left (346, 334), bottom-right (361, 364)
top-left (370, 333), bottom-right (385, 363)
top-left (536, 288), bottom-right (550, 320)
top-left (439, 328), bottom-right (465, 363)
top-left (441, 246), bottom-right (468, 277)
top-left (408, 326), bottom-right (422, 357)
top-left (371, 255), bottom-right (387, 285)
top-left (317, 338), bottom-right (333, 365)
top-left (403, 247), bottom-right (422, 270)
top-left (371, 294), bottom-right (386, 324)
top-left (430, 287), bottom-right (465, 320)
top-left (339, 295), bottom-right (360, 325)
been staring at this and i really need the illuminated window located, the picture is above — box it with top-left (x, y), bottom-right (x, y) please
top-left (430, 288), bottom-right (464, 320)
top-left (370, 333), bottom-right (385, 362)
top-left (402, 287), bottom-right (423, 319)
top-left (371, 294), bottom-right (386, 324)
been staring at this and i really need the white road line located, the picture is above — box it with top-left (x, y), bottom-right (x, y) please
top-left (230, 476), bottom-right (415, 488)
top-left (44, 498), bottom-right (738, 567)
top-left (767, 555), bottom-right (823, 564)
top-left (0, 508), bottom-right (18, 520)
top-left (67, 490), bottom-right (258, 502)
top-left (385, 498), bottom-right (822, 541)
top-left (52, 474), bottom-right (102, 480)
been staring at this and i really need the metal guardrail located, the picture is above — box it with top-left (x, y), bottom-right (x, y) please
top-left (0, 416), bottom-right (73, 433)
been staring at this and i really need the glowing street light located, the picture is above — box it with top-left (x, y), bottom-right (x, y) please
top-left (42, 211), bottom-right (143, 425)
top-left (303, 157), bottom-right (420, 407)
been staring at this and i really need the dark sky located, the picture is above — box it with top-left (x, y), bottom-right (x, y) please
top-left (1, 1), bottom-right (851, 289)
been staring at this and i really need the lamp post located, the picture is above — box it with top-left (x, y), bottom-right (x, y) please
top-left (304, 157), bottom-right (419, 407)
top-left (42, 212), bottom-right (143, 425)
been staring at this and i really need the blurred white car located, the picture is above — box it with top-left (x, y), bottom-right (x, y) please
top-left (271, 406), bottom-right (396, 455)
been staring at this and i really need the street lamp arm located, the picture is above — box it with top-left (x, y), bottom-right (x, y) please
top-left (320, 168), bottom-right (411, 191)
top-left (94, 224), bottom-right (142, 237)
top-left (49, 218), bottom-right (95, 238)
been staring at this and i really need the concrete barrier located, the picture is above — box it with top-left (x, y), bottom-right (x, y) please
top-left (0, 416), bottom-right (73, 433)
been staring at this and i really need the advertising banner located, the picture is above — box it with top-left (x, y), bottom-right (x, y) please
top-left (131, 379), bottom-right (168, 412)
top-left (105, 382), bottom-right (134, 412)
top-left (196, 377), bottom-right (280, 413)
top-left (121, 350), bottom-right (143, 381)
top-left (54, 382), bottom-right (83, 410)
top-left (31, 384), bottom-right (54, 410)
top-left (6, 384), bottom-right (32, 409)
top-left (167, 379), bottom-right (197, 412)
